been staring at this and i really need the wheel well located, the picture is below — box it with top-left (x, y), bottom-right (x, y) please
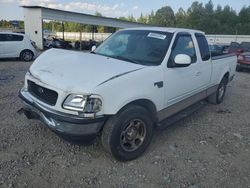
top-left (20, 49), bottom-right (34, 57)
top-left (223, 72), bottom-right (229, 84)
top-left (119, 99), bottom-right (158, 123)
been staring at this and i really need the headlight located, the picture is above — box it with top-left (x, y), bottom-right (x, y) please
top-left (63, 94), bottom-right (102, 113)
top-left (84, 98), bottom-right (102, 113)
top-left (63, 94), bottom-right (87, 111)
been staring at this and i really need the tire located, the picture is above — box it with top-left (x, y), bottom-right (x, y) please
top-left (207, 77), bottom-right (227, 104)
top-left (101, 105), bottom-right (154, 161)
top-left (20, 50), bottom-right (34, 62)
top-left (236, 66), bottom-right (242, 72)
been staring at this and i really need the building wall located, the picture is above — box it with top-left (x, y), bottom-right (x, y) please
top-left (24, 9), bottom-right (43, 49)
top-left (55, 32), bottom-right (111, 41)
top-left (206, 35), bottom-right (250, 45)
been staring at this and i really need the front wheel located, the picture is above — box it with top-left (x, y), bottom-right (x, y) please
top-left (101, 105), bottom-right (154, 161)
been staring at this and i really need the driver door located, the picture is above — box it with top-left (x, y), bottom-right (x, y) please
top-left (164, 33), bottom-right (205, 107)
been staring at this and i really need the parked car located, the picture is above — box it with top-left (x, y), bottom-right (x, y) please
top-left (236, 52), bottom-right (250, 71)
top-left (228, 42), bottom-right (250, 56)
top-left (74, 39), bottom-right (99, 50)
top-left (0, 32), bottom-right (37, 61)
top-left (43, 38), bottom-right (52, 49)
top-left (43, 29), bottom-right (56, 39)
top-left (209, 44), bottom-right (228, 57)
top-left (222, 45), bottom-right (230, 54)
top-left (43, 37), bottom-right (72, 49)
top-left (19, 28), bottom-right (237, 161)
top-left (240, 42), bottom-right (250, 52)
top-left (228, 42), bottom-right (242, 56)
top-left (52, 38), bottom-right (72, 49)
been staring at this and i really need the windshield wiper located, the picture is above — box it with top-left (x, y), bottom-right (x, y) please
top-left (113, 55), bottom-right (142, 65)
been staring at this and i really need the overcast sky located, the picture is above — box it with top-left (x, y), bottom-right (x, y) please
top-left (0, 0), bottom-right (249, 20)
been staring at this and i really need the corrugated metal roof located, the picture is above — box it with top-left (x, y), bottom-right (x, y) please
top-left (21, 6), bottom-right (151, 28)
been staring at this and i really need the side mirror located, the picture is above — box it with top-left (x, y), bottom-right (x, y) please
top-left (91, 45), bottom-right (96, 52)
top-left (174, 54), bottom-right (191, 66)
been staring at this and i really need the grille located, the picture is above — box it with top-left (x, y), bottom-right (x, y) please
top-left (27, 80), bottom-right (58, 106)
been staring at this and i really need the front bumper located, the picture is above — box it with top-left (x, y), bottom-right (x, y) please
top-left (18, 89), bottom-right (106, 136)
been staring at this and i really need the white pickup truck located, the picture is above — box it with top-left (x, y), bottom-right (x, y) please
top-left (19, 27), bottom-right (237, 161)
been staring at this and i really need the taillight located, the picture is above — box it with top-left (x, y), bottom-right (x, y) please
top-left (238, 55), bottom-right (244, 61)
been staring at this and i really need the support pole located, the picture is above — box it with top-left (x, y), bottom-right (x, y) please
top-left (92, 25), bottom-right (94, 40)
top-left (80, 25), bottom-right (82, 50)
top-left (62, 21), bottom-right (64, 40)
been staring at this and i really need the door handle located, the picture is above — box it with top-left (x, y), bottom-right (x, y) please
top-left (195, 71), bottom-right (201, 76)
top-left (154, 81), bottom-right (163, 88)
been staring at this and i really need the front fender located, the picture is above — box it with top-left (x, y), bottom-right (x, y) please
top-left (93, 66), bottom-right (165, 115)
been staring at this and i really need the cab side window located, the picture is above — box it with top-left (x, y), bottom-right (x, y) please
top-left (168, 34), bottom-right (197, 67)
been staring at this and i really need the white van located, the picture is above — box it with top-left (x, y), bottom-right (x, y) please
top-left (0, 32), bottom-right (37, 61)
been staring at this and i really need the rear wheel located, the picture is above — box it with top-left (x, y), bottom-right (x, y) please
top-left (101, 105), bottom-right (154, 161)
top-left (20, 50), bottom-right (34, 62)
top-left (207, 77), bottom-right (227, 104)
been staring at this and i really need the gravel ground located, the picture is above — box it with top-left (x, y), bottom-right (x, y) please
top-left (0, 59), bottom-right (249, 188)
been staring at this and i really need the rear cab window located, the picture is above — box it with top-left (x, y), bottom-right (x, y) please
top-left (195, 33), bottom-right (211, 61)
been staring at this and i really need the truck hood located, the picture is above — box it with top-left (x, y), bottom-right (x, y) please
top-left (30, 49), bottom-right (144, 93)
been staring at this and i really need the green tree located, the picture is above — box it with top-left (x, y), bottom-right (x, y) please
top-left (95, 12), bottom-right (105, 33)
top-left (175, 8), bottom-right (188, 28)
top-left (127, 14), bottom-right (136, 22)
top-left (186, 2), bottom-right (206, 29)
top-left (205, 0), bottom-right (213, 13)
top-left (153, 6), bottom-right (175, 27)
top-left (200, 0), bottom-right (220, 34)
top-left (218, 5), bottom-right (238, 34)
top-left (137, 13), bottom-right (148, 24)
top-left (118, 16), bottom-right (128, 21)
top-left (237, 6), bottom-right (250, 34)
top-left (148, 11), bottom-right (155, 25)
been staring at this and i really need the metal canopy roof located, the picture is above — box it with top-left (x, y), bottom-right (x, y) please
top-left (22, 6), bottom-right (150, 28)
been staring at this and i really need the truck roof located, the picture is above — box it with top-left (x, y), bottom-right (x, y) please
top-left (122, 27), bottom-right (204, 35)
